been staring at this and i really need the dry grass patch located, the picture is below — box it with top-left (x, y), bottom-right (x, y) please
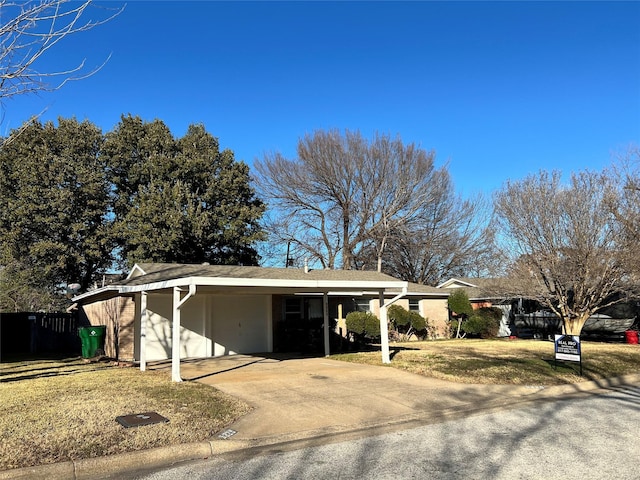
top-left (332, 339), bottom-right (640, 386)
top-left (0, 357), bottom-right (251, 471)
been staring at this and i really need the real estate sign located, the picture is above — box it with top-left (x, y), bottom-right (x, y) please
top-left (555, 335), bottom-right (581, 362)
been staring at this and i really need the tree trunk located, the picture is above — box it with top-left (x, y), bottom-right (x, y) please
top-left (563, 314), bottom-right (590, 335)
top-left (342, 209), bottom-right (351, 269)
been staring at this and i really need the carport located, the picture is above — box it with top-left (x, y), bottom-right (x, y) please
top-left (73, 263), bottom-right (409, 382)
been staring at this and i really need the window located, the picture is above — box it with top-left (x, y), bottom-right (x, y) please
top-left (409, 299), bottom-right (420, 313)
top-left (284, 298), bottom-right (302, 322)
top-left (308, 298), bottom-right (323, 320)
top-left (354, 297), bottom-right (371, 312)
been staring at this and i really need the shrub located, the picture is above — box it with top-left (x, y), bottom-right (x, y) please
top-left (408, 311), bottom-right (427, 332)
top-left (345, 311), bottom-right (380, 340)
top-left (462, 307), bottom-right (502, 338)
top-left (461, 315), bottom-right (484, 336)
top-left (388, 304), bottom-right (410, 327)
top-left (388, 304), bottom-right (430, 341)
top-left (448, 290), bottom-right (473, 338)
top-left (447, 289), bottom-right (473, 317)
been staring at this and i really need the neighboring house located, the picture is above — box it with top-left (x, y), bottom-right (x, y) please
top-left (436, 277), bottom-right (640, 338)
top-left (436, 277), bottom-right (513, 336)
top-left (72, 263), bottom-right (419, 381)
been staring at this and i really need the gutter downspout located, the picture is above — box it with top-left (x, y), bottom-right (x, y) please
top-left (378, 287), bottom-right (408, 364)
top-left (172, 284), bottom-right (196, 382)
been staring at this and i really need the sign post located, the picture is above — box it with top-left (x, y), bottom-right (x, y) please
top-left (554, 334), bottom-right (582, 375)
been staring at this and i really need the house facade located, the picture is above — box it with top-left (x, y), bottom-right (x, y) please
top-left (73, 263), bottom-right (455, 380)
top-left (75, 263), bottom-right (456, 380)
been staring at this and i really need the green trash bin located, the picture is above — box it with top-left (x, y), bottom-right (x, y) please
top-left (78, 326), bottom-right (106, 358)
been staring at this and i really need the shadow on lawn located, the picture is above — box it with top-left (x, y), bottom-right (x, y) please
top-left (389, 345), bottom-right (420, 360)
top-left (0, 355), bottom-right (113, 383)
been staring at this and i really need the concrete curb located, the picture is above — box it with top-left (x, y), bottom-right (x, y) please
top-left (2, 373), bottom-right (639, 480)
top-left (531, 372), bottom-right (640, 397)
top-left (0, 442), bottom-right (215, 480)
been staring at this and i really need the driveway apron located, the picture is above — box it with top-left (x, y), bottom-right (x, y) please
top-left (168, 355), bottom-right (541, 443)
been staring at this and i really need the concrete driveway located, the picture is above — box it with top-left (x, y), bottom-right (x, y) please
top-left (151, 354), bottom-right (556, 447)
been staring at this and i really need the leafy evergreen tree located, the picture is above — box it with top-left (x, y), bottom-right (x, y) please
top-left (345, 311), bottom-right (380, 341)
top-left (0, 114), bottom-right (266, 311)
top-left (0, 118), bottom-right (111, 309)
top-left (447, 289), bottom-right (473, 317)
top-left (103, 115), bottom-right (265, 267)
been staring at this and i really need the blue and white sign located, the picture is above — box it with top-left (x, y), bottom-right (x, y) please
top-left (555, 335), bottom-right (581, 362)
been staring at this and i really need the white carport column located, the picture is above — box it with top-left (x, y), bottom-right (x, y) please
top-left (140, 291), bottom-right (148, 372)
top-left (379, 291), bottom-right (391, 364)
top-left (379, 287), bottom-right (407, 364)
top-left (323, 292), bottom-right (330, 357)
top-left (172, 287), bottom-right (182, 382)
top-left (172, 285), bottom-right (196, 382)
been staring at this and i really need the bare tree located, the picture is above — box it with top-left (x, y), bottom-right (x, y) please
top-left (254, 129), bottom-right (442, 270)
top-left (361, 168), bottom-right (500, 284)
top-left (0, 0), bottom-right (122, 98)
top-left (493, 169), bottom-right (635, 335)
top-left (0, 0), bottom-right (122, 144)
top-left (606, 145), bottom-right (640, 278)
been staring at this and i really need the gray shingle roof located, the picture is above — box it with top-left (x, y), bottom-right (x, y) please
top-left (436, 277), bottom-right (510, 300)
top-left (120, 262), bottom-right (403, 287)
top-left (404, 282), bottom-right (447, 296)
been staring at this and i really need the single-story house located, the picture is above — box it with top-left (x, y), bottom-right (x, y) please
top-left (73, 263), bottom-right (452, 381)
top-left (437, 277), bottom-right (640, 338)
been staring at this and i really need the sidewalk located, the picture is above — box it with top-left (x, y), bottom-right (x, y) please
top-left (3, 355), bottom-right (639, 480)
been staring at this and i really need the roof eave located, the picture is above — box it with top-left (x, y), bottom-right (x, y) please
top-left (120, 276), bottom-right (409, 293)
top-left (74, 276), bottom-right (410, 300)
top-left (72, 285), bottom-right (121, 302)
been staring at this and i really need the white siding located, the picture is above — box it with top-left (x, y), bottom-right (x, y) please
top-left (180, 295), bottom-right (209, 358)
top-left (135, 292), bottom-right (272, 361)
top-left (144, 294), bottom-right (172, 361)
top-left (211, 295), bottom-right (271, 356)
top-left (138, 293), bottom-right (209, 361)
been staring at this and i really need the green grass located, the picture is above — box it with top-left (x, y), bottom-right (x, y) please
top-left (332, 338), bottom-right (640, 385)
top-left (0, 357), bottom-right (251, 471)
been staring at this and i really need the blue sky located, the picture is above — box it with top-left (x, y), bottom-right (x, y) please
top-left (4, 1), bottom-right (640, 197)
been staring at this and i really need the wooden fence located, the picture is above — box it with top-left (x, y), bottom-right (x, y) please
top-left (0, 312), bottom-right (81, 360)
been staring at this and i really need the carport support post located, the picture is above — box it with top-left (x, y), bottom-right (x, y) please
top-left (379, 287), bottom-right (407, 364)
top-left (172, 285), bottom-right (196, 382)
top-left (323, 292), bottom-right (330, 357)
top-left (379, 291), bottom-right (391, 364)
top-left (140, 291), bottom-right (148, 372)
top-left (172, 287), bottom-right (182, 382)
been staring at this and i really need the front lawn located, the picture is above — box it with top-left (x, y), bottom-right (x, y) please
top-left (332, 338), bottom-right (640, 385)
top-left (0, 357), bottom-right (250, 471)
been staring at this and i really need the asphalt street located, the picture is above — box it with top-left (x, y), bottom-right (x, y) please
top-left (135, 384), bottom-right (640, 480)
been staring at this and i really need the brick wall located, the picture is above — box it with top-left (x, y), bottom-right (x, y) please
top-left (420, 298), bottom-right (449, 338)
top-left (78, 295), bottom-right (136, 361)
